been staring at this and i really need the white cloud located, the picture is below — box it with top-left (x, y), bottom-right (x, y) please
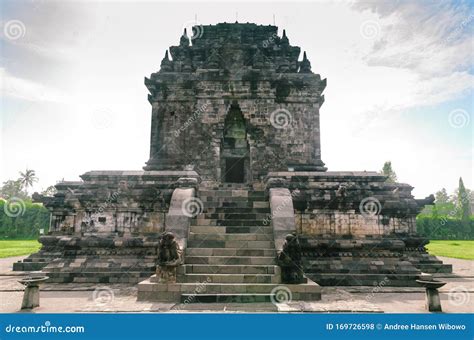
top-left (353, 0), bottom-right (474, 77)
top-left (0, 68), bottom-right (71, 103)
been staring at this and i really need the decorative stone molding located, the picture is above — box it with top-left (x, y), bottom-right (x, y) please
top-left (175, 177), bottom-right (200, 190)
top-left (265, 177), bottom-right (288, 190)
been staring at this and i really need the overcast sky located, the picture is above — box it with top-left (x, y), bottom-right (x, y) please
top-left (1, 0), bottom-right (473, 197)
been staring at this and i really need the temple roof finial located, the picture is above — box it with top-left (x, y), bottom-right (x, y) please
top-left (299, 51), bottom-right (312, 73)
top-left (160, 50), bottom-right (173, 72)
top-left (180, 28), bottom-right (190, 46)
top-left (281, 29), bottom-right (289, 45)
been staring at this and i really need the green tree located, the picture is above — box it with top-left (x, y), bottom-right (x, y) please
top-left (435, 188), bottom-right (449, 204)
top-left (431, 188), bottom-right (456, 216)
top-left (18, 169), bottom-right (38, 195)
top-left (381, 161), bottom-right (397, 183)
top-left (0, 180), bottom-right (28, 200)
top-left (458, 177), bottom-right (472, 222)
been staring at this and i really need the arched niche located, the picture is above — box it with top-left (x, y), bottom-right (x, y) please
top-left (220, 102), bottom-right (250, 183)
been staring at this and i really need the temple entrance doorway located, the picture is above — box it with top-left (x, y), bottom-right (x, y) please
top-left (221, 102), bottom-right (249, 183)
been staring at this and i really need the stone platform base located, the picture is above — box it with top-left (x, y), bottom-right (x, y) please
top-left (18, 235), bottom-right (159, 284)
top-left (137, 274), bottom-right (321, 303)
top-left (300, 237), bottom-right (452, 286)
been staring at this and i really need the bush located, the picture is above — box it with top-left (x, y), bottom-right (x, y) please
top-left (0, 199), bottom-right (50, 239)
top-left (416, 216), bottom-right (474, 240)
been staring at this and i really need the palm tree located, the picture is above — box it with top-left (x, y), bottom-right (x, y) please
top-left (19, 168), bottom-right (38, 195)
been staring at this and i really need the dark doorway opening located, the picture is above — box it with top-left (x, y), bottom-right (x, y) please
top-left (225, 158), bottom-right (245, 183)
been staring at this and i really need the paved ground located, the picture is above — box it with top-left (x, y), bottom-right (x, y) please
top-left (0, 256), bottom-right (472, 313)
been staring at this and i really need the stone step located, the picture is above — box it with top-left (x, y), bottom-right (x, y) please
top-left (137, 278), bottom-right (322, 302)
top-left (190, 226), bottom-right (273, 234)
top-left (185, 248), bottom-right (276, 257)
top-left (198, 213), bottom-right (269, 220)
top-left (185, 256), bottom-right (276, 265)
top-left (199, 191), bottom-right (265, 196)
top-left (47, 271), bottom-right (153, 284)
top-left (308, 273), bottom-right (421, 287)
top-left (184, 264), bottom-right (279, 275)
top-left (45, 265), bottom-right (156, 273)
top-left (415, 263), bottom-right (453, 273)
top-left (200, 195), bottom-right (267, 201)
top-left (180, 293), bottom-right (274, 303)
top-left (205, 207), bottom-right (270, 214)
top-left (187, 240), bottom-right (275, 249)
top-left (191, 219), bottom-right (269, 226)
top-left (188, 233), bottom-right (272, 242)
top-left (182, 273), bottom-right (278, 284)
top-left (203, 202), bottom-right (269, 209)
top-left (13, 261), bottom-right (49, 271)
top-left (201, 197), bottom-right (266, 203)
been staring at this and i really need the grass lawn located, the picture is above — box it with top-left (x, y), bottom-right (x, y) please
top-left (426, 240), bottom-right (474, 260)
top-left (0, 240), bottom-right (41, 258)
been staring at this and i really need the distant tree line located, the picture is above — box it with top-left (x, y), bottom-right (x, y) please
top-left (0, 169), bottom-right (51, 239)
top-left (416, 178), bottom-right (473, 240)
top-left (0, 200), bottom-right (50, 239)
top-left (381, 162), bottom-right (473, 240)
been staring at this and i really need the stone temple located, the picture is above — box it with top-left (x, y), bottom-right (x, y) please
top-left (17, 23), bottom-right (451, 303)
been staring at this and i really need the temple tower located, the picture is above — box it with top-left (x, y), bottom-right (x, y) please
top-left (143, 23), bottom-right (327, 183)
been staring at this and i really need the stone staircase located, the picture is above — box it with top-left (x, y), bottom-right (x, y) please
top-left (182, 184), bottom-right (279, 302)
top-left (137, 184), bottom-right (321, 303)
